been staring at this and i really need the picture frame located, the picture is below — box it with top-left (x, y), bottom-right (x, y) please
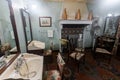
top-left (39, 17), bottom-right (51, 27)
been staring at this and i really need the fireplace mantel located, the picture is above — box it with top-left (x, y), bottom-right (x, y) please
top-left (59, 20), bottom-right (92, 25)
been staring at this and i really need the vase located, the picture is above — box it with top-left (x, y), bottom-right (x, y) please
top-left (62, 8), bottom-right (67, 20)
top-left (88, 10), bottom-right (93, 20)
top-left (75, 9), bottom-right (81, 20)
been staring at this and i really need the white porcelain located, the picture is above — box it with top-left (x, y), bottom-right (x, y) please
top-left (28, 40), bottom-right (45, 49)
top-left (0, 54), bottom-right (16, 69)
top-left (0, 53), bottom-right (43, 80)
top-left (5, 54), bottom-right (16, 63)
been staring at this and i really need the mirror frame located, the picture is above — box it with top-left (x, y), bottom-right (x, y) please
top-left (103, 16), bottom-right (120, 37)
top-left (20, 9), bottom-right (33, 52)
top-left (0, 0), bottom-right (21, 75)
top-left (6, 0), bottom-right (21, 53)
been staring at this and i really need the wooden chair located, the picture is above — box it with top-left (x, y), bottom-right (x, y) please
top-left (44, 53), bottom-right (65, 80)
top-left (67, 39), bottom-right (85, 71)
top-left (93, 36), bottom-right (116, 64)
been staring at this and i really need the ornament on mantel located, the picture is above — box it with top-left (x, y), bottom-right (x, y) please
top-left (88, 10), bottom-right (93, 20)
top-left (62, 8), bottom-right (67, 20)
top-left (75, 9), bottom-right (81, 20)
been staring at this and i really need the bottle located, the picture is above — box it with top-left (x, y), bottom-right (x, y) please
top-left (77, 34), bottom-right (83, 48)
top-left (88, 10), bottom-right (93, 20)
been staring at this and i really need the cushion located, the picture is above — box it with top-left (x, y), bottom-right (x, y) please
top-left (57, 53), bottom-right (65, 66)
top-left (70, 52), bottom-right (84, 60)
top-left (28, 40), bottom-right (45, 49)
top-left (96, 48), bottom-right (111, 54)
top-left (75, 48), bottom-right (84, 52)
top-left (57, 53), bottom-right (65, 74)
top-left (44, 70), bottom-right (61, 80)
top-left (33, 41), bottom-right (45, 49)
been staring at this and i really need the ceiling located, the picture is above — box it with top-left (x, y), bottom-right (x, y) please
top-left (44, 0), bottom-right (97, 3)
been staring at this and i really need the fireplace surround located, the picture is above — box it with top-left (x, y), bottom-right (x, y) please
top-left (59, 20), bottom-right (92, 53)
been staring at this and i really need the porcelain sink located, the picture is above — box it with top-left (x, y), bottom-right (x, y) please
top-left (28, 40), bottom-right (45, 49)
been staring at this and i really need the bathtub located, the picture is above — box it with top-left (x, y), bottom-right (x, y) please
top-left (0, 53), bottom-right (43, 80)
top-left (0, 54), bottom-right (16, 70)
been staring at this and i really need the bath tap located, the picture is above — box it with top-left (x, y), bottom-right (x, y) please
top-left (0, 60), bottom-right (6, 68)
top-left (14, 55), bottom-right (29, 78)
top-left (14, 55), bottom-right (25, 72)
top-left (0, 57), bottom-right (6, 69)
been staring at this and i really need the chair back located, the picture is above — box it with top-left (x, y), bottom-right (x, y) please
top-left (94, 36), bottom-right (116, 55)
top-left (57, 53), bottom-right (65, 75)
top-left (111, 38), bottom-right (119, 55)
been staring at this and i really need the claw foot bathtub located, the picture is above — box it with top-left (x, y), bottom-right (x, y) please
top-left (0, 53), bottom-right (43, 80)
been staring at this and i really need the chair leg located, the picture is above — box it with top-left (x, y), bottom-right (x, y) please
top-left (108, 55), bottom-right (112, 64)
top-left (83, 56), bottom-right (85, 64)
top-left (45, 64), bottom-right (48, 70)
top-left (77, 61), bottom-right (80, 72)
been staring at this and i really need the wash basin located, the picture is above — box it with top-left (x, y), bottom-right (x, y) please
top-left (28, 40), bottom-right (45, 49)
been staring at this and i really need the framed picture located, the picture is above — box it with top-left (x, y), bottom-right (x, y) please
top-left (39, 17), bottom-right (51, 27)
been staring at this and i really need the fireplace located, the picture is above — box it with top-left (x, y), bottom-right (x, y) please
top-left (59, 20), bottom-right (92, 53)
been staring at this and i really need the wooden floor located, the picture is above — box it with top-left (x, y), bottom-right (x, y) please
top-left (43, 49), bottom-right (120, 80)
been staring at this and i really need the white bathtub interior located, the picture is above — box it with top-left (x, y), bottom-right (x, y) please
top-left (10, 40), bottom-right (45, 52)
top-left (0, 53), bottom-right (43, 80)
top-left (28, 40), bottom-right (45, 50)
top-left (0, 54), bottom-right (16, 69)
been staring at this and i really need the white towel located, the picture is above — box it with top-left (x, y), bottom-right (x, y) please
top-left (47, 30), bottom-right (54, 38)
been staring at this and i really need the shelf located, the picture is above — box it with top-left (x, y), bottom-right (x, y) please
top-left (45, 0), bottom-right (86, 2)
top-left (59, 20), bottom-right (93, 25)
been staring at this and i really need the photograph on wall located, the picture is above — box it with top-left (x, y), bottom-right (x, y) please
top-left (39, 17), bottom-right (51, 27)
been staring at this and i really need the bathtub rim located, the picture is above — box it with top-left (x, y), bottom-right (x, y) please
top-left (0, 53), bottom-right (20, 75)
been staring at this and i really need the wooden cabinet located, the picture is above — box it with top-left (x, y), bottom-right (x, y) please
top-left (116, 24), bottom-right (120, 56)
top-left (117, 39), bottom-right (120, 56)
top-left (115, 18), bottom-right (120, 56)
top-left (95, 36), bottom-right (115, 52)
